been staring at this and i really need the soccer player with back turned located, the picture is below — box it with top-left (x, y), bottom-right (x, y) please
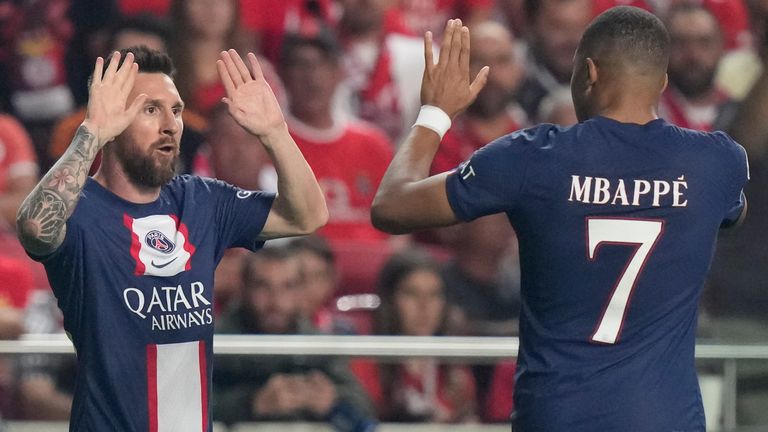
top-left (372, 8), bottom-right (748, 432)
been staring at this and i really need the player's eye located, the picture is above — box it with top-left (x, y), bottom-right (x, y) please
top-left (146, 106), bottom-right (157, 114)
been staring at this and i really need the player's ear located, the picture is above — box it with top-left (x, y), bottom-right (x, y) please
top-left (661, 72), bottom-right (668, 93)
top-left (586, 58), bottom-right (598, 86)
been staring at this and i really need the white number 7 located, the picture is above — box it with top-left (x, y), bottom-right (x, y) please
top-left (587, 218), bottom-right (664, 344)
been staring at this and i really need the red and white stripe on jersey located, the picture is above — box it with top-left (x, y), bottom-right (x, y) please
top-left (146, 340), bottom-right (208, 432)
top-left (123, 214), bottom-right (195, 277)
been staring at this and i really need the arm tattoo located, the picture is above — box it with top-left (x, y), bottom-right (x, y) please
top-left (16, 125), bottom-right (101, 255)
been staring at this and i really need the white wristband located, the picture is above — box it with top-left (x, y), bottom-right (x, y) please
top-left (413, 105), bottom-right (452, 139)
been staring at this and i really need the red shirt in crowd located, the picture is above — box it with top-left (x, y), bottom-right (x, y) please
top-left (288, 116), bottom-right (392, 243)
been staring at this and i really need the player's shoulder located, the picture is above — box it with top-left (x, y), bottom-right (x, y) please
top-left (669, 125), bottom-right (747, 167)
top-left (459, 124), bottom-right (568, 174)
top-left (165, 174), bottom-right (228, 196)
top-left (166, 174), bottom-right (201, 190)
top-left (486, 123), bottom-right (571, 153)
top-left (654, 120), bottom-right (735, 148)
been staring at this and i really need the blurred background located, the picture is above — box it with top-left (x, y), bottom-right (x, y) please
top-left (1, 0), bottom-right (767, 430)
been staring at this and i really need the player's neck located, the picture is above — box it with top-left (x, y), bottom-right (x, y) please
top-left (93, 159), bottom-right (162, 204)
top-left (598, 109), bottom-right (659, 125)
top-left (598, 97), bottom-right (660, 125)
top-left (596, 81), bottom-right (662, 125)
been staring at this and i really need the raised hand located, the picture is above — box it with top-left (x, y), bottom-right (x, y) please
top-left (420, 19), bottom-right (489, 118)
top-left (85, 51), bottom-right (147, 145)
top-left (217, 50), bottom-right (286, 139)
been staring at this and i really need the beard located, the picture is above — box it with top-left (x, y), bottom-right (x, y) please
top-left (466, 82), bottom-right (517, 118)
top-left (114, 139), bottom-right (179, 188)
top-left (669, 66), bottom-right (716, 99)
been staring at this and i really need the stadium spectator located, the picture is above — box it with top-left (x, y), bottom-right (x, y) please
top-left (370, 248), bottom-right (477, 422)
top-left (0, 115), bottom-right (38, 229)
top-left (191, 49), bottom-right (288, 185)
top-left (193, 102), bottom-right (277, 191)
top-left (659, 3), bottom-right (736, 131)
top-left (0, 0), bottom-right (77, 164)
top-left (440, 213), bottom-right (520, 336)
top-left (168, 0), bottom-right (254, 117)
top-left (287, 235), bottom-right (359, 335)
top-left (65, 0), bottom-right (122, 108)
top-left (0, 114), bottom-right (48, 292)
top-left (0, 116), bottom-right (41, 416)
top-left (13, 290), bottom-right (73, 420)
top-left (239, 0), bottom-right (337, 62)
top-left (437, 213), bottom-right (520, 412)
top-left (536, 87), bottom-right (578, 126)
top-left (517, 0), bottom-right (591, 121)
top-left (715, 0), bottom-right (766, 99)
top-left (337, 0), bottom-right (425, 144)
top-left (432, 21), bottom-right (528, 174)
top-left (281, 30), bottom-right (393, 243)
top-left (211, 248), bottom-right (247, 318)
top-left (0, 255), bottom-right (33, 419)
top-left (392, 0), bottom-right (493, 38)
top-left (213, 246), bottom-right (375, 430)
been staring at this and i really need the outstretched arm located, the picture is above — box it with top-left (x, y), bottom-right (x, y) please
top-left (371, 19), bottom-right (489, 234)
top-left (217, 50), bottom-right (328, 239)
top-left (16, 52), bottom-right (147, 255)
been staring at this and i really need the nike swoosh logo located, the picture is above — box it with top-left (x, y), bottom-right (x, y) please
top-left (151, 257), bottom-right (178, 269)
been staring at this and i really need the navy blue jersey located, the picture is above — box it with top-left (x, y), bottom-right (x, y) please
top-left (32, 176), bottom-right (275, 432)
top-left (445, 116), bottom-right (748, 432)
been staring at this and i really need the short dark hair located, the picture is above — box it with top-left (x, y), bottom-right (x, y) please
top-left (280, 28), bottom-right (341, 67)
top-left (241, 245), bottom-right (299, 287)
top-left (665, 3), bottom-right (721, 37)
top-left (287, 235), bottom-right (335, 266)
top-left (374, 248), bottom-right (444, 336)
top-left (106, 14), bottom-right (171, 52)
top-left (577, 6), bottom-right (670, 73)
top-left (524, 0), bottom-right (582, 20)
top-left (100, 46), bottom-right (176, 79)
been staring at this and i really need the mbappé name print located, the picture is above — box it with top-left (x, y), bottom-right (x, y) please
top-left (568, 175), bottom-right (689, 207)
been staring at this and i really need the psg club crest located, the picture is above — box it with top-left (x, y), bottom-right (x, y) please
top-left (124, 214), bottom-right (196, 277)
top-left (145, 230), bottom-right (176, 254)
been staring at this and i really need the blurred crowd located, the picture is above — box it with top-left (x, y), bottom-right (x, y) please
top-left (1, 0), bottom-right (768, 428)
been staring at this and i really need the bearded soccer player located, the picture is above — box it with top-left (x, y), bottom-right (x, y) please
top-left (372, 9), bottom-right (748, 432)
top-left (15, 46), bottom-right (327, 431)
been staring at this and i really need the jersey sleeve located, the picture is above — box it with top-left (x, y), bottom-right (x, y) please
top-left (27, 216), bottom-right (86, 338)
top-left (207, 178), bottom-right (276, 251)
top-left (720, 135), bottom-right (749, 227)
top-left (445, 128), bottom-right (537, 221)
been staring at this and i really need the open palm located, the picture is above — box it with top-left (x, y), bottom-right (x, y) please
top-left (217, 50), bottom-right (286, 138)
top-left (86, 51), bottom-right (147, 145)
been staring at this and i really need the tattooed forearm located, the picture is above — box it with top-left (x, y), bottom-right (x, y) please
top-left (16, 125), bottom-right (101, 255)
